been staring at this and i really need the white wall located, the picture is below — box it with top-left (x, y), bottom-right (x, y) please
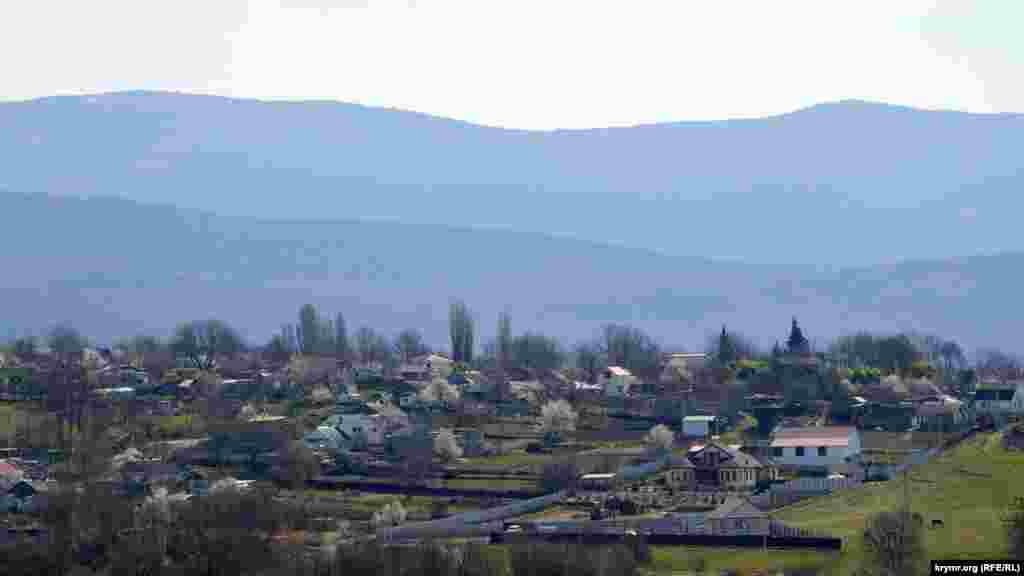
top-left (770, 430), bottom-right (861, 468)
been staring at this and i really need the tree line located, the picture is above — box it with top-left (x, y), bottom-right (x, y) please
top-left (6, 309), bottom-right (1021, 387)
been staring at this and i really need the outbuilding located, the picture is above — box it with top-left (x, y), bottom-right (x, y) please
top-left (682, 415), bottom-right (717, 438)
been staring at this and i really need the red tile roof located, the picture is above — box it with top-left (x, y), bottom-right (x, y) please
top-left (0, 461), bottom-right (21, 477)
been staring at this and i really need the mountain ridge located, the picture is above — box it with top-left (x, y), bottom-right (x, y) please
top-left (2, 91), bottom-right (1021, 266)
top-left (2, 190), bottom-right (1021, 356)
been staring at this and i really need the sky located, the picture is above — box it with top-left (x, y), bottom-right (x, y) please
top-left (2, 0), bottom-right (1022, 130)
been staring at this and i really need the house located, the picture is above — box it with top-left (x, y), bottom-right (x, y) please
top-left (913, 394), bottom-right (972, 432)
top-left (770, 426), bottom-right (861, 471)
top-left (599, 366), bottom-right (638, 397)
top-left (304, 426), bottom-right (348, 453)
top-left (705, 496), bottom-right (771, 535)
top-left (578, 473), bottom-right (619, 491)
top-left (408, 354), bottom-right (454, 380)
top-left (330, 412), bottom-right (384, 446)
top-left (660, 352), bottom-right (708, 383)
top-left (207, 416), bottom-right (292, 460)
top-left (682, 415), bottom-right (717, 438)
top-left (664, 442), bottom-right (772, 490)
top-left (120, 461), bottom-right (189, 487)
top-left (398, 363), bottom-right (431, 382)
top-left (973, 382), bottom-right (1024, 416)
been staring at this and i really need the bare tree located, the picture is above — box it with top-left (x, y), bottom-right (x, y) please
top-left (1007, 496), bottom-right (1024, 560)
top-left (574, 342), bottom-right (603, 384)
top-left (434, 428), bottom-right (463, 462)
top-left (11, 335), bottom-right (37, 360)
top-left (297, 303), bottom-right (322, 355)
top-left (371, 500), bottom-right (408, 529)
top-left (496, 313), bottom-right (511, 402)
top-left (354, 326), bottom-right (392, 368)
top-left (598, 324), bottom-right (661, 379)
top-left (170, 319), bottom-right (243, 370)
top-left (114, 334), bottom-right (164, 367)
top-left (861, 507), bottom-right (926, 576)
top-left (265, 334), bottom-right (292, 364)
top-left (644, 424), bottom-right (675, 455)
top-left (541, 399), bottom-right (578, 444)
top-left (419, 379), bottom-right (460, 405)
top-left (335, 312), bottom-right (350, 361)
top-left (511, 332), bottom-right (566, 373)
top-left (395, 329), bottom-right (429, 363)
top-left (46, 323), bottom-right (88, 453)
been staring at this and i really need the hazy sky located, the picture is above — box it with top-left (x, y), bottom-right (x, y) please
top-left (3, 0), bottom-right (1021, 129)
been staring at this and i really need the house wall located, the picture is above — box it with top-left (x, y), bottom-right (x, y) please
top-left (717, 468), bottom-right (759, 489)
top-left (683, 421), bottom-right (710, 438)
top-left (770, 431), bottom-right (861, 468)
top-left (334, 414), bottom-right (383, 445)
top-left (665, 468), bottom-right (695, 489)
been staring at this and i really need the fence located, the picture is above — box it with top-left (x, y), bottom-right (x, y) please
top-left (750, 475), bottom-right (863, 509)
top-left (379, 491), bottom-right (566, 541)
top-left (309, 478), bottom-right (543, 500)
top-left (492, 532), bottom-right (843, 550)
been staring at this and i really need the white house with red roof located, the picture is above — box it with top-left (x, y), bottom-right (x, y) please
top-left (769, 426), bottom-right (861, 469)
top-left (598, 366), bottom-right (638, 397)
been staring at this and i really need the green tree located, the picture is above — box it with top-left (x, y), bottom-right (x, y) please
top-left (786, 317), bottom-right (809, 355)
top-left (716, 325), bottom-right (737, 366)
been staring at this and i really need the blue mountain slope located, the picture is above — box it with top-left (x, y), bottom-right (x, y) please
top-left (1, 92), bottom-right (1021, 266)
top-left (1, 191), bottom-right (1020, 354)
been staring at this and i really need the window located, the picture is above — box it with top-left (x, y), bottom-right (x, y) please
top-left (818, 446), bottom-right (827, 457)
top-left (795, 447), bottom-right (805, 457)
top-left (772, 447), bottom-right (783, 457)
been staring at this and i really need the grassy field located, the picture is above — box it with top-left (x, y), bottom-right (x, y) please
top-left (443, 477), bottom-right (538, 492)
top-left (461, 450), bottom-right (554, 469)
top-left (649, 547), bottom-right (837, 575)
top-left (647, 430), bottom-right (1022, 575)
top-left (774, 431), bottom-right (1022, 574)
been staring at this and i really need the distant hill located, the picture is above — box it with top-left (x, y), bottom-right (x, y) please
top-left (1, 92), bottom-right (1021, 266)
top-left (1, 191), bottom-right (1020, 354)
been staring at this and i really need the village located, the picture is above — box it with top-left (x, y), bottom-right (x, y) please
top-left (1, 308), bottom-right (1021, 574)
